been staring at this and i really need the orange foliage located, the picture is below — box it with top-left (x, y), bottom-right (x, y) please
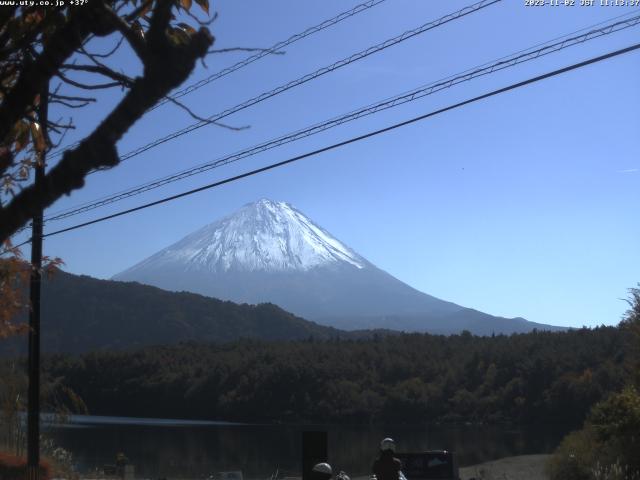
top-left (0, 245), bottom-right (29, 339)
top-left (0, 241), bottom-right (63, 339)
top-left (0, 452), bottom-right (51, 480)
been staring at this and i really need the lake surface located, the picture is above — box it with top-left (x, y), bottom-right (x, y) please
top-left (44, 415), bottom-right (567, 478)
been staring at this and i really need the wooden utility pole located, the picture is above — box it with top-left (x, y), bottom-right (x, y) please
top-left (27, 81), bottom-right (47, 480)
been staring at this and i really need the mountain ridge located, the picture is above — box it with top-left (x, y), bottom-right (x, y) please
top-left (114, 199), bottom-right (564, 334)
top-left (0, 268), bottom-right (346, 355)
top-left (116, 199), bottom-right (366, 276)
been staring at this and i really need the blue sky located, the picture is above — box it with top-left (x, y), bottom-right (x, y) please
top-left (15, 0), bottom-right (640, 328)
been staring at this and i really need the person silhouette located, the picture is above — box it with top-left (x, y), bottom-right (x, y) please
top-left (372, 438), bottom-right (402, 480)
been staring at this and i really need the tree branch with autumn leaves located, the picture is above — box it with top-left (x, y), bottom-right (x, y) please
top-left (0, 0), bottom-right (213, 336)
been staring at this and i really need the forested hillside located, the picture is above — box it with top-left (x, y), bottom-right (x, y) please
top-left (0, 269), bottom-right (342, 355)
top-left (42, 326), bottom-right (628, 426)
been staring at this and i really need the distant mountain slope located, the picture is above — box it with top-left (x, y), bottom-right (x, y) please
top-left (1, 269), bottom-right (342, 355)
top-left (114, 199), bottom-right (563, 334)
top-left (318, 310), bottom-right (563, 336)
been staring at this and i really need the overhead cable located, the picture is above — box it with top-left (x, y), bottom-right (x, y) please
top-left (47, 0), bottom-right (391, 160)
top-left (152, 0), bottom-right (391, 109)
top-left (89, 0), bottom-right (502, 165)
top-left (42, 12), bottom-right (640, 224)
top-left (36, 41), bottom-right (640, 240)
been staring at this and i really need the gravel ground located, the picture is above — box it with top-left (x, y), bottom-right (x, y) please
top-left (459, 454), bottom-right (551, 480)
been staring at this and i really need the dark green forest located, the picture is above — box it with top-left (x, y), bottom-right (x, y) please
top-left (41, 325), bottom-right (630, 427)
top-left (0, 269), bottom-right (342, 356)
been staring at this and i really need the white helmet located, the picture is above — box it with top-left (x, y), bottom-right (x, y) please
top-left (380, 437), bottom-right (396, 452)
top-left (312, 463), bottom-right (333, 476)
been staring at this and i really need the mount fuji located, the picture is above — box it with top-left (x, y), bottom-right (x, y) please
top-left (114, 199), bottom-right (562, 334)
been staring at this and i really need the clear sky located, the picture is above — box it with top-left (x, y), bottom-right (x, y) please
top-left (14, 0), bottom-right (640, 328)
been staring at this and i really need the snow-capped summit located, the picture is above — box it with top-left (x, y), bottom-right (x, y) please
top-left (114, 199), bottom-right (555, 335)
top-left (118, 199), bottom-right (366, 276)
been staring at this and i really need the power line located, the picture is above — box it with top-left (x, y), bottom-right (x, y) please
top-left (41, 11), bottom-right (640, 223)
top-left (37, 41), bottom-right (640, 240)
top-left (41, 12), bottom-right (640, 224)
top-left (152, 0), bottom-right (390, 110)
top-left (47, 0), bottom-right (390, 160)
top-left (91, 0), bottom-right (502, 165)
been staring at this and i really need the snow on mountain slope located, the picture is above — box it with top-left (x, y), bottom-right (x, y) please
top-left (113, 198), bottom-right (460, 320)
top-left (114, 199), bottom-right (561, 334)
top-left (118, 199), bottom-right (365, 276)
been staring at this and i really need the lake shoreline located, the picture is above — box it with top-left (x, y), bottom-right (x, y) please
top-left (50, 413), bottom-right (577, 430)
top-left (73, 454), bottom-right (553, 480)
top-left (459, 454), bottom-right (551, 480)
top-left (44, 415), bottom-right (563, 478)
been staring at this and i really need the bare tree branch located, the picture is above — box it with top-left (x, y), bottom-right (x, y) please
top-left (78, 44), bottom-right (120, 75)
top-left (100, 6), bottom-right (148, 60)
top-left (50, 99), bottom-right (93, 109)
top-left (56, 70), bottom-right (124, 90)
top-left (163, 95), bottom-right (249, 131)
top-left (0, 2), bottom-right (112, 144)
top-left (50, 124), bottom-right (72, 149)
top-left (46, 119), bottom-right (75, 131)
top-left (208, 47), bottom-right (285, 55)
top-left (61, 64), bottom-right (134, 87)
top-left (80, 35), bottom-right (125, 59)
top-left (50, 93), bottom-right (97, 103)
top-left (0, 0), bottom-right (214, 243)
top-left (124, 0), bottom-right (153, 22)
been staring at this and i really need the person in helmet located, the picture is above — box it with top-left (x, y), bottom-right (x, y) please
top-left (311, 462), bottom-right (350, 480)
top-left (372, 438), bottom-right (402, 480)
top-left (311, 463), bottom-right (333, 480)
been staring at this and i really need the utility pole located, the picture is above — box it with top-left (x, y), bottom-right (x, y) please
top-left (27, 81), bottom-right (47, 480)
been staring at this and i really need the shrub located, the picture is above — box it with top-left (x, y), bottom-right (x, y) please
top-left (589, 386), bottom-right (640, 471)
top-left (547, 387), bottom-right (640, 480)
top-left (547, 428), bottom-right (597, 480)
top-left (591, 461), bottom-right (640, 480)
top-left (0, 452), bottom-right (51, 480)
